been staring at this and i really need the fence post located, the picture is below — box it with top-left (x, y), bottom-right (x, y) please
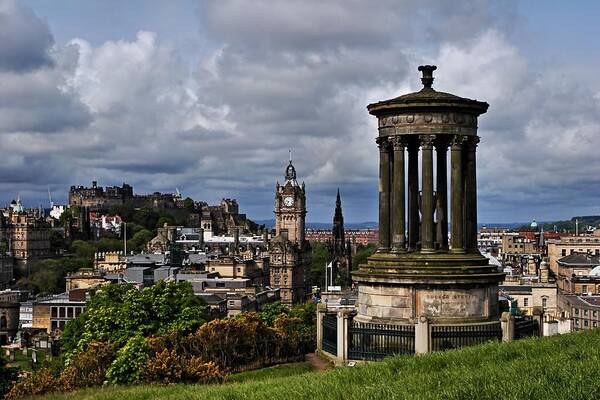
top-left (501, 312), bottom-right (514, 342)
top-left (415, 315), bottom-right (429, 354)
top-left (532, 308), bottom-right (543, 336)
top-left (316, 303), bottom-right (326, 353)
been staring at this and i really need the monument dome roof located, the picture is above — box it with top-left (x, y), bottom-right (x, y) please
top-left (367, 65), bottom-right (489, 116)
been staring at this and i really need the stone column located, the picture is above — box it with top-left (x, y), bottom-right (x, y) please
top-left (415, 315), bottom-right (430, 354)
top-left (420, 135), bottom-right (435, 253)
top-left (450, 135), bottom-right (465, 253)
top-left (464, 136), bottom-right (480, 253)
top-left (436, 138), bottom-right (449, 251)
top-left (377, 137), bottom-right (391, 251)
top-left (407, 140), bottom-right (420, 251)
top-left (391, 136), bottom-right (406, 251)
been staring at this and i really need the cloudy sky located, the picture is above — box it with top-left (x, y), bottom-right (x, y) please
top-left (2, 0), bottom-right (600, 223)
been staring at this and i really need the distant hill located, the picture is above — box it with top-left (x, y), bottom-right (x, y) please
top-left (514, 215), bottom-right (600, 233)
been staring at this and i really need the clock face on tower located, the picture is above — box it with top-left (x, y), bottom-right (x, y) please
top-left (283, 196), bottom-right (294, 207)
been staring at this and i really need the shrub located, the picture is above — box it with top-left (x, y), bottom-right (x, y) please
top-left (183, 359), bottom-right (224, 384)
top-left (0, 355), bottom-right (19, 398)
top-left (5, 368), bottom-right (57, 400)
top-left (59, 342), bottom-right (117, 391)
top-left (144, 349), bottom-right (183, 384)
top-left (106, 335), bottom-right (149, 385)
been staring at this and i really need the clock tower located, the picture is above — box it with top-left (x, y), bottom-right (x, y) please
top-left (269, 157), bottom-right (311, 305)
top-left (274, 159), bottom-right (306, 244)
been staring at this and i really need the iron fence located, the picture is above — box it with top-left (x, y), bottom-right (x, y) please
top-left (322, 313), bottom-right (338, 355)
top-left (430, 322), bottom-right (502, 351)
top-left (348, 320), bottom-right (415, 360)
top-left (515, 316), bottom-right (539, 339)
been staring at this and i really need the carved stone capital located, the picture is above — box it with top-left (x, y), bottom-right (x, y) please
top-left (450, 134), bottom-right (468, 150)
top-left (467, 136), bottom-right (480, 149)
top-left (389, 135), bottom-right (407, 151)
top-left (419, 134), bottom-right (436, 149)
top-left (376, 136), bottom-right (390, 153)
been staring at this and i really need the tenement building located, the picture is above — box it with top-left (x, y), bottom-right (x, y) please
top-left (269, 159), bottom-right (311, 305)
top-left (0, 200), bottom-right (51, 271)
top-left (547, 232), bottom-right (600, 275)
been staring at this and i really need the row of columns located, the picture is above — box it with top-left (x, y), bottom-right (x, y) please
top-left (377, 134), bottom-right (479, 254)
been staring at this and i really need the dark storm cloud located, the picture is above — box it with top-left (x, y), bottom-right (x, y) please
top-left (2, 0), bottom-right (600, 223)
top-left (0, 0), bottom-right (54, 72)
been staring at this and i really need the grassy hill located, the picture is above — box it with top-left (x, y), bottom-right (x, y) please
top-left (36, 330), bottom-right (600, 400)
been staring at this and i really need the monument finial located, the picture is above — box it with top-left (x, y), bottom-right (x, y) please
top-left (418, 65), bottom-right (437, 89)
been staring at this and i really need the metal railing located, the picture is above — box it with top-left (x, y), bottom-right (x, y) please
top-left (322, 313), bottom-right (338, 355)
top-left (515, 316), bottom-right (539, 339)
top-left (430, 322), bottom-right (502, 351)
top-left (348, 320), bottom-right (415, 360)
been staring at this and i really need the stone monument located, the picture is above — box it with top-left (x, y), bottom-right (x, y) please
top-left (353, 65), bottom-right (504, 325)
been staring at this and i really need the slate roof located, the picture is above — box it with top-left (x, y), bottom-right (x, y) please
top-left (558, 253), bottom-right (600, 267)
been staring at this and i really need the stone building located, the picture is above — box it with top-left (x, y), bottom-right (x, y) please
top-left (0, 201), bottom-right (52, 272)
top-left (501, 233), bottom-right (537, 256)
top-left (353, 65), bottom-right (504, 325)
top-left (329, 190), bottom-right (352, 287)
top-left (500, 261), bottom-right (558, 317)
top-left (0, 302), bottom-right (19, 345)
top-left (32, 291), bottom-right (87, 333)
top-left (0, 255), bottom-right (14, 289)
top-left (554, 252), bottom-right (600, 295)
top-left (269, 159), bottom-right (311, 305)
top-left (547, 233), bottom-right (600, 275)
top-left (560, 294), bottom-right (600, 331)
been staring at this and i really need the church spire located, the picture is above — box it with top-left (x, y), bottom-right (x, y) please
top-left (334, 188), bottom-right (343, 223)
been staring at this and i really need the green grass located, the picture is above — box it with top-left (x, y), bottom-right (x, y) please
top-left (35, 330), bottom-right (600, 400)
top-left (8, 349), bottom-right (47, 372)
top-left (225, 362), bottom-right (313, 384)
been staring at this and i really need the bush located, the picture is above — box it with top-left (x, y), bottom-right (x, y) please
top-left (59, 342), bottom-right (117, 391)
top-left (183, 359), bottom-right (224, 384)
top-left (5, 368), bottom-right (57, 400)
top-left (105, 335), bottom-right (149, 385)
top-left (259, 301), bottom-right (288, 326)
top-left (144, 349), bottom-right (183, 384)
top-left (0, 355), bottom-right (19, 398)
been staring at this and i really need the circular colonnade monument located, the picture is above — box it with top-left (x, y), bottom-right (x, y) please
top-left (353, 65), bottom-right (504, 325)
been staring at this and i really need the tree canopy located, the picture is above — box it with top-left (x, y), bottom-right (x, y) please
top-left (61, 281), bottom-right (209, 359)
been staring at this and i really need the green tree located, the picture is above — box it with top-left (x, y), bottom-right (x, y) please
top-left (70, 240), bottom-right (96, 260)
top-left (105, 335), bottom-right (149, 385)
top-left (183, 197), bottom-right (195, 210)
top-left (62, 281), bottom-right (208, 358)
top-left (310, 242), bottom-right (329, 289)
top-left (127, 229), bottom-right (155, 252)
top-left (352, 244), bottom-right (377, 270)
top-left (259, 302), bottom-right (288, 326)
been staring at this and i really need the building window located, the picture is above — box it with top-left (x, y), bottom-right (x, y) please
top-left (51, 307), bottom-right (57, 318)
top-left (584, 310), bottom-right (589, 316)
top-left (583, 285), bottom-right (588, 294)
top-left (594, 311), bottom-right (597, 317)
top-left (523, 298), bottom-right (529, 307)
top-left (59, 307), bottom-right (65, 318)
top-left (585, 320), bottom-right (589, 327)
top-left (571, 249), bottom-right (575, 255)
top-left (562, 249), bottom-right (566, 256)
top-left (542, 298), bottom-right (547, 308)
top-left (575, 309), bottom-right (579, 315)
top-left (594, 322), bottom-right (598, 327)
